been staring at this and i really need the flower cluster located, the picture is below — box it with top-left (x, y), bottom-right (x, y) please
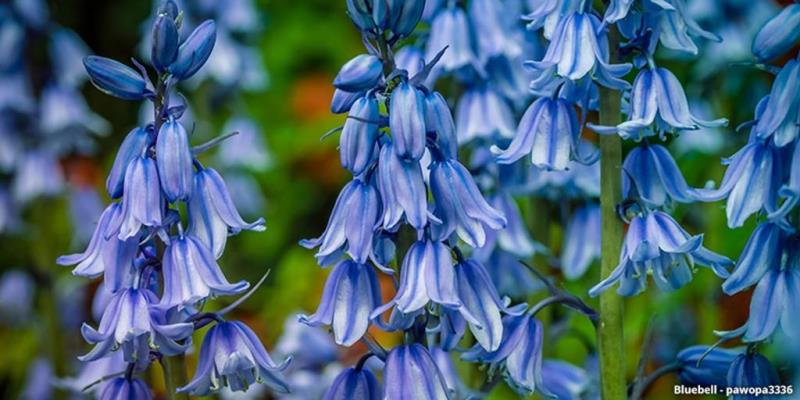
top-left (57, 2), bottom-right (288, 397)
top-left (298, 1), bottom-right (603, 398)
top-left (689, 0), bottom-right (800, 361)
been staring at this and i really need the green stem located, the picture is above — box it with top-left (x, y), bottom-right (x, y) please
top-left (161, 355), bottom-right (189, 400)
top-left (597, 26), bottom-right (626, 400)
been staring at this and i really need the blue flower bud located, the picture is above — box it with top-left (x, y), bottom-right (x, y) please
top-left (83, 56), bottom-right (149, 100)
top-left (390, 0), bottom-right (425, 38)
top-left (389, 81), bottom-right (426, 160)
top-left (300, 260), bottom-right (381, 346)
top-left (151, 14), bottom-right (179, 71)
top-left (429, 159), bottom-right (506, 247)
top-left (179, 321), bottom-right (291, 396)
top-left (99, 377), bottom-right (152, 400)
top-left (106, 126), bottom-right (151, 198)
top-left (377, 141), bottom-right (427, 230)
top-left (383, 344), bottom-right (450, 400)
top-left (341, 96), bottom-right (379, 175)
top-left (677, 345), bottom-right (740, 387)
top-left (323, 367), bottom-right (381, 400)
top-left (333, 54), bottom-right (382, 92)
top-left (331, 89), bottom-right (364, 114)
top-left (156, 118), bottom-right (193, 202)
top-left (346, 0), bottom-right (377, 33)
top-left (752, 4), bottom-right (800, 61)
top-left (170, 20), bottom-right (216, 80)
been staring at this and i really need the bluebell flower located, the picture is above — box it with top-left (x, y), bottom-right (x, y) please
top-left (83, 55), bottom-right (150, 100)
top-left (331, 89), bottom-right (365, 114)
top-left (390, 81), bottom-right (426, 161)
top-left (527, 12), bottom-right (631, 89)
top-left (57, 203), bottom-right (139, 292)
top-left (424, 91), bottom-right (458, 159)
top-left (721, 222), bottom-right (783, 295)
top-left (116, 155), bottom-right (163, 240)
top-left (429, 158), bottom-right (506, 247)
top-left (373, 0), bottom-right (425, 39)
top-left (455, 85), bottom-right (515, 144)
top-left (180, 320), bottom-right (290, 395)
top-left (693, 139), bottom-right (782, 228)
top-left (170, 20), bottom-right (216, 80)
top-left (372, 239), bottom-right (462, 317)
top-left (752, 3), bottom-right (800, 61)
top-left (622, 143), bottom-right (704, 206)
top-left (156, 118), bottom-right (194, 202)
top-left (80, 287), bottom-right (193, 363)
top-left (341, 95), bottom-right (379, 176)
top-left (99, 377), bottom-right (152, 400)
top-left (733, 233), bottom-right (800, 342)
top-left (653, 0), bottom-right (721, 55)
top-left (159, 233), bottom-right (249, 308)
top-left (426, 7), bottom-right (476, 74)
top-left (493, 96), bottom-right (580, 170)
top-left (300, 260), bottom-right (381, 346)
top-left (752, 58), bottom-right (800, 147)
top-left (561, 203), bottom-right (601, 280)
top-left (323, 367), bottom-right (381, 400)
top-left (188, 167), bottom-right (265, 259)
top-left (522, 0), bottom-right (581, 38)
top-left (377, 140), bottom-right (427, 231)
top-left (462, 314), bottom-right (549, 395)
top-left (454, 258), bottom-right (523, 351)
top-left (589, 210), bottom-right (732, 297)
top-left (589, 68), bottom-right (727, 140)
top-left (383, 344), bottom-right (450, 400)
top-left (334, 54), bottom-right (382, 93)
top-left (727, 353), bottom-right (780, 399)
top-left (301, 178), bottom-right (381, 265)
top-left (540, 360), bottom-right (589, 400)
top-left (151, 12), bottom-right (179, 72)
top-left (677, 345), bottom-right (741, 387)
top-left (602, 0), bottom-right (635, 25)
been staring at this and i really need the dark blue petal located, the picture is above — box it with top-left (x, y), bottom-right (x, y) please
top-left (727, 353), bottom-right (780, 391)
top-left (331, 89), bottom-right (365, 114)
top-left (390, 0), bottom-right (425, 38)
top-left (341, 96), bottom-right (379, 175)
top-left (677, 345), bottom-right (740, 388)
top-left (100, 377), bottom-right (152, 400)
top-left (752, 4), bottom-right (800, 61)
top-left (334, 54), bottom-right (382, 92)
top-left (151, 14), bottom-right (179, 71)
top-left (723, 223), bottom-right (781, 295)
top-left (170, 20), bottom-right (216, 80)
top-left (83, 56), bottom-right (148, 100)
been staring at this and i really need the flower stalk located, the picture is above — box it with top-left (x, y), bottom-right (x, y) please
top-left (597, 26), bottom-right (626, 400)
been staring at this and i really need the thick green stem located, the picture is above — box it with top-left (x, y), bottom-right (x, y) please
top-left (161, 355), bottom-right (189, 400)
top-left (597, 27), bottom-right (627, 400)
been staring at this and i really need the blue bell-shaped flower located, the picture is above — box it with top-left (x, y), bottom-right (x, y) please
top-left (156, 118), bottom-right (193, 202)
top-left (106, 126), bottom-right (151, 199)
top-left (83, 56), bottom-right (149, 100)
top-left (323, 367), bottom-right (381, 400)
top-left (99, 377), bottom-right (152, 400)
top-left (389, 81), bottom-right (427, 161)
top-left (340, 95), bottom-right (379, 176)
top-left (170, 20), bottom-right (216, 80)
top-left (383, 344), bottom-right (450, 400)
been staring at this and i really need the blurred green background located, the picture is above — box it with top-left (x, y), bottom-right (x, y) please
top-left (0, 0), bottom-right (786, 399)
